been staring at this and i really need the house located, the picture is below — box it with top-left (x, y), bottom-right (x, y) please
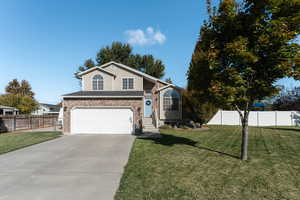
top-left (0, 105), bottom-right (19, 115)
top-left (32, 103), bottom-right (61, 115)
top-left (62, 61), bottom-right (182, 135)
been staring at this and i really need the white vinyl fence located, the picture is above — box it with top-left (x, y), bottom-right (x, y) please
top-left (207, 110), bottom-right (300, 126)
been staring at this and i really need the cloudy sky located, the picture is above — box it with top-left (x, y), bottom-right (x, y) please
top-left (0, 0), bottom-right (298, 103)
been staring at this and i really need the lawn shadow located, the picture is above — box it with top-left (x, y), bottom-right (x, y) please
top-left (140, 133), bottom-right (240, 160)
top-left (262, 127), bottom-right (300, 133)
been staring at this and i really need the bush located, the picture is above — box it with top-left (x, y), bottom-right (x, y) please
top-left (159, 125), bottom-right (171, 129)
top-left (182, 90), bottom-right (218, 125)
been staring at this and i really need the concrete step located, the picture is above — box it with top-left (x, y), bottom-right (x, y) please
top-left (143, 118), bottom-right (152, 124)
top-left (143, 128), bottom-right (159, 132)
top-left (144, 124), bottom-right (155, 127)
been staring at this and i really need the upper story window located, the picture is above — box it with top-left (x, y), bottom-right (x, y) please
top-left (122, 78), bottom-right (134, 89)
top-left (92, 75), bottom-right (103, 90)
top-left (163, 89), bottom-right (179, 111)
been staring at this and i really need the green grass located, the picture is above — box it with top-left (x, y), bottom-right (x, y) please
top-left (115, 126), bottom-right (300, 200)
top-left (0, 131), bottom-right (62, 155)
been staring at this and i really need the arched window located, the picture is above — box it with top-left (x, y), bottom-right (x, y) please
top-left (163, 89), bottom-right (179, 111)
top-left (92, 75), bottom-right (103, 90)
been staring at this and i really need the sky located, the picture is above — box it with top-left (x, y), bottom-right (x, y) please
top-left (0, 0), bottom-right (299, 104)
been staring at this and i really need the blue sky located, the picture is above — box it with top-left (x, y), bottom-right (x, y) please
top-left (0, 0), bottom-right (299, 104)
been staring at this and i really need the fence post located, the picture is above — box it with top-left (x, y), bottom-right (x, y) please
top-left (257, 112), bottom-right (259, 127)
top-left (29, 116), bottom-right (32, 129)
top-left (13, 116), bottom-right (16, 132)
top-left (275, 111), bottom-right (277, 127)
top-left (220, 110), bottom-right (223, 125)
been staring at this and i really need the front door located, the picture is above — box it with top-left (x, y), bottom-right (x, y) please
top-left (144, 98), bottom-right (152, 117)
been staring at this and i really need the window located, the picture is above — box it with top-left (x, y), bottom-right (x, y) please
top-left (163, 90), bottom-right (179, 111)
top-left (123, 78), bottom-right (134, 89)
top-left (92, 75), bottom-right (103, 90)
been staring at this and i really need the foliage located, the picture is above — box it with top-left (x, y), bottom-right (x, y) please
top-left (165, 77), bottom-right (173, 84)
top-left (1, 79), bottom-right (38, 114)
top-left (272, 97), bottom-right (300, 110)
top-left (182, 90), bottom-right (218, 124)
top-left (76, 42), bottom-right (165, 78)
top-left (0, 94), bottom-right (38, 114)
top-left (5, 79), bottom-right (34, 97)
top-left (187, 0), bottom-right (300, 160)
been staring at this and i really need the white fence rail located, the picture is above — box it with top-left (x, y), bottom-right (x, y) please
top-left (207, 110), bottom-right (300, 126)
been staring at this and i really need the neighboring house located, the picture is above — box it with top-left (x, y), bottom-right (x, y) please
top-left (0, 105), bottom-right (19, 115)
top-left (32, 103), bottom-right (61, 115)
top-left (62, 61), bottom-right (182, 135)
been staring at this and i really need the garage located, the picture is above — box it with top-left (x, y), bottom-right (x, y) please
top-left (71, 107), bottom-right (134, 134)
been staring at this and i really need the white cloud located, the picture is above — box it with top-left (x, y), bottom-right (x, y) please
top-left (125, 26), bottom-right (166, 46)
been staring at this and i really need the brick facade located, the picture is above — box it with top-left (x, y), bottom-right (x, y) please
top-left (63, 98), bottom-right (143, 134)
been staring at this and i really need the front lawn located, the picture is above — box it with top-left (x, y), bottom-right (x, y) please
top-left (115, 126), bottom-right (300, 200)
top-left (0, 131), bottom-right (61, 155)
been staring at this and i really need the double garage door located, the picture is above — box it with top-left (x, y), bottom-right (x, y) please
top-left (71, 107), bottom-right (133, 134)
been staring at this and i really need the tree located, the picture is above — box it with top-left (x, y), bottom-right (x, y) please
top-left (5, 79), bottom-right (34, 97)
top-left (5, 79), bottom-right (20, 94)
top-left (165, 77), bottom-right (173, 84)
top-left (96, 42), bottom-right (132, 65)
top-left (182, 90), bottom-right (218, 125)
top-left (187, 0), bottom-right (300, 160)
top-left (272, 97), bottom-right (300, 111)
top-left (1, 79), bottom-right (37, 114)
top-left (76, 42), bottom-right (165, 79)
top-left (0, 94), bottom-right (38, 114)
top-left (77, 58), bottom-right (95, 73)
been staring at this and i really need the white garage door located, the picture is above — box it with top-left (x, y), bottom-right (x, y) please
top-left (71, 108), bottom-right (133, 134)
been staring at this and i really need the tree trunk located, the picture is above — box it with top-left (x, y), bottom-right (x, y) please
top-left (241, 112), bottom-right (249, 160)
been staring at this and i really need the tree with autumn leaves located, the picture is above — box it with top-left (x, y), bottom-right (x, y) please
top-left (187, 0), bottom-right (300, 160)
top-left (0, 79), bottom-right (38, 114)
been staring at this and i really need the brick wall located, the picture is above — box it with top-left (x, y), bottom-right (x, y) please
top-left (63, 98), bottom-right (143, 134)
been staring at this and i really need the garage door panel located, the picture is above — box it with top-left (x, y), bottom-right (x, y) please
top-left (71, 108), bottom-right (133, 134)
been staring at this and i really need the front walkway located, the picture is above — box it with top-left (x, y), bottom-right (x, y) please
top-left (0, 134), bottom-right (134, 200)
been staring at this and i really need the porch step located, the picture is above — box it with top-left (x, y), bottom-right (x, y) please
top-left (143, 128), bottom-right (160, 134)
top-left (143, 117), bottom-right (152, 125)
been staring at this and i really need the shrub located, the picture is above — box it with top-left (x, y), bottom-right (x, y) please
top-left (182, 90), bottom-right (218, 125)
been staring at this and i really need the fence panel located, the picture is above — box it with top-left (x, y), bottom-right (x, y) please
top-left (0, 115), bottom-right (58, 133)
top-left (207, 110), bottom-right (299, 126)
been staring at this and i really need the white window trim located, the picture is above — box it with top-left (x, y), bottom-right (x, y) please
top-left (163, 89), bottom-right (180, 111)
top-left (92, 75), bottom-right (104, 91)
top-left (122, 77), bottom-right (135, 90)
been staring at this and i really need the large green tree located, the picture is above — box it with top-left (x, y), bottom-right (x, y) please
top-left (76, 42), bottom-right (165, 78)
top-left (5, 79), bottom-right (34, 97)
top-left (1, 79), bottom-right (38, 114)
top-left (187, 0), bottom-right (300, 160)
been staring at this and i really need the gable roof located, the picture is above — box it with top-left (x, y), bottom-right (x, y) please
top-left (77, 61), bottom-right (171, 85)
top-left (157, 84), bottom-right (183, 92)
top-left (40, 103), bottom-right (61, 112)
top-left (76, 66), bottom-right (116, 78)
top-left (0, 105), bottom-right (19, 111)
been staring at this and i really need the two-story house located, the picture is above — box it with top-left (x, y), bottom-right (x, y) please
top-left (62, 61), bottom-right (182, 134)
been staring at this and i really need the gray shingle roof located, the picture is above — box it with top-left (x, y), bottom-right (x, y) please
top-left (62, 91), bottom-right (144, 98)
top-left (40, 104), bottom-right (61, 112)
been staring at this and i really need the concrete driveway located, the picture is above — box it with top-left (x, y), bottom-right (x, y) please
top-left (0, 134), bottom-right (134, 200)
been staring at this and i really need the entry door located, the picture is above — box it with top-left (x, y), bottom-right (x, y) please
top-left (144, 98), bottom-right (152, 117)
